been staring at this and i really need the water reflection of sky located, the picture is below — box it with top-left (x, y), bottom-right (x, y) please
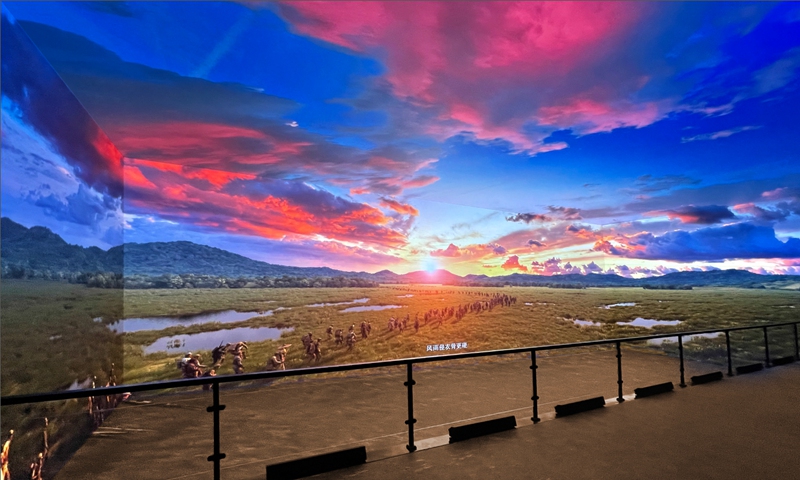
top-left (617, 318), bottom-right (682, 328)
top-left (602, 303), bottom-right (636, 309)
top-left (109, 310), bottom-right (271, 333)
top-left (340, 305), bottom-right (404, 313)
top-left (143, 326), bottom-right (293, 354)
top-left (573, 319), bottom-right (602, 327)
top-left (306, 298), bottom-right (369, 307)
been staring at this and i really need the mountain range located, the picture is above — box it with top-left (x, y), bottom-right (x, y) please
top-left (1, 217), bottom-right (795, 288)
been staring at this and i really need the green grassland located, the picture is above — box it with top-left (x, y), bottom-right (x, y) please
top-left (117, 284), bottom-right (800, 384)
top-left (4, 281), bottom-right (799, 395)
top-left (1, 280), bottom-right (123, 480)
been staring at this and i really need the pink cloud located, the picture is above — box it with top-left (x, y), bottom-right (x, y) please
top-left (430, 242), bottom-right (507, 260)
top-left (350, 186), bottom-right (370, 195)
top-left (537, 98), bottom-right (667, 134)
top-left (762, 187), bottom-right (793, 200)
top-left (431, 243), bottom-right (462, 257)
top-left (282, 2), bottom-right (640, 96)
top-left (493, 222), bottom-right (600, 255)
top-left (312, 241), bottom-right (405, 267)
top-left (502, 255), bottom-right (528, 272)
top-left (278, 2), bottom-right (652, 152)
top-left (379, 197), bottom-right (419, 216)
top-left (529, 257), bottom-right (578, 276)
top-left (565, 223), bottom-right (598, 240)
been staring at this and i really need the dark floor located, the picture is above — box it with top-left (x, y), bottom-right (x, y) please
top-left (52, 349), bottom-right (782, 480)
top-left (315, 363), bottom-right (800, 480)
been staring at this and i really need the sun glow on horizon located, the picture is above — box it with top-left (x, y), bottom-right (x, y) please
top-left (423, 258), bottom-right (439, 274)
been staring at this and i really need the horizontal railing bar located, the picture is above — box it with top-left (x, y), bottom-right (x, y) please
top-left (3, 320), bottom-right (797, 407)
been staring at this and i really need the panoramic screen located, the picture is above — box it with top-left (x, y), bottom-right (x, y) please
top-left (3, 2), bottom-right (800, 478)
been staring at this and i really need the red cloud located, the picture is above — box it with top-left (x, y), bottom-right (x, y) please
top-left (565, 223), bottom-right (599, 240)
top-left (183, 169), bottom-right (256, 188)
top-left (113, 121), bottom-right (438, 196)
top-left (380, 197), bottom-right (419, 216)
top-left (124, 165), bottom-right (156, 190)
top-left (501, 255), bottom-right (529, 272)
top-left (128, 158), bottom-right (256, 188)
top-left (124, 160), bottom-right (410, 248)
top-left (132, 159), bottom-right (184, 174)
top-left (92, 131), bottom-right (125, 190)
top-left (112, 121), bottom-right (306, 169)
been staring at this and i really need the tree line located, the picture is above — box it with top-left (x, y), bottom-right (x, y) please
top-left (1, 264), bottom-right (378, 289)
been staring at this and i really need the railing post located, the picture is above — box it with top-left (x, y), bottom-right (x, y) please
top-left (530, 350), bottom-right (540, 423)
top-left (615, 341), bottom-right (624, 403)
top-left (763, 327), bottom-right (771, 367)
top-left (794, 323), bottom-right (799, 360)
top-left (678, 335), bottom-right (686, 388)
top-left (206, 381), bottom-right (226, 480)
top-left (725, 331), bottom-right (733, 376)
top-left (404, 362), bottom-right (417, 452)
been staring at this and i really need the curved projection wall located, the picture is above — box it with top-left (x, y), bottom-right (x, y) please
top-left (3, 1), bottom-right (800, 390)
top-left (3, 3), bottom-right (800, 476)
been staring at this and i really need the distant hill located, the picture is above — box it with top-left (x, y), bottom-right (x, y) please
top-left (639, 269), bottom-right (788, 288)
top-left (1, 217), bottom-right (121, 273)
top-left (1, 217), bottom-right (795, 288)
top-left (120, 241), bottom-right (359, 277)
top-left (463, 269), bottom-right (791, 289)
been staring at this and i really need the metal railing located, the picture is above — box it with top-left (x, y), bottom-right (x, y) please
top-left (3, 320), bottom-right (799, 479)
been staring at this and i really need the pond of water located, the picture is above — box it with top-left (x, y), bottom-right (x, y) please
top-left (602, 303), bottom-right (636, 309)
top-left (340, 305), bottom-right (405, 313)
top-left (306, 298), bottom-right (369, 307)
top-left (397, 294), bottom-right (414, 298)
top-left (573, 319), bottom-right (603, 327)
top-left (616, 318), bottom-right (682, 328)
top-left (143, 325), bottom-right (293, 355)
top-left (109, 310), bottom-right (272, 333)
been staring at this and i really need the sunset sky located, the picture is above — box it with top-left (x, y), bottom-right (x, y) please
top-left (3, 2), bottom-right (800, 276)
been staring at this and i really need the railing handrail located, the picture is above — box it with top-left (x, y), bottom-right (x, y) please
top-left (3, 320), bottom-right (798, 407)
